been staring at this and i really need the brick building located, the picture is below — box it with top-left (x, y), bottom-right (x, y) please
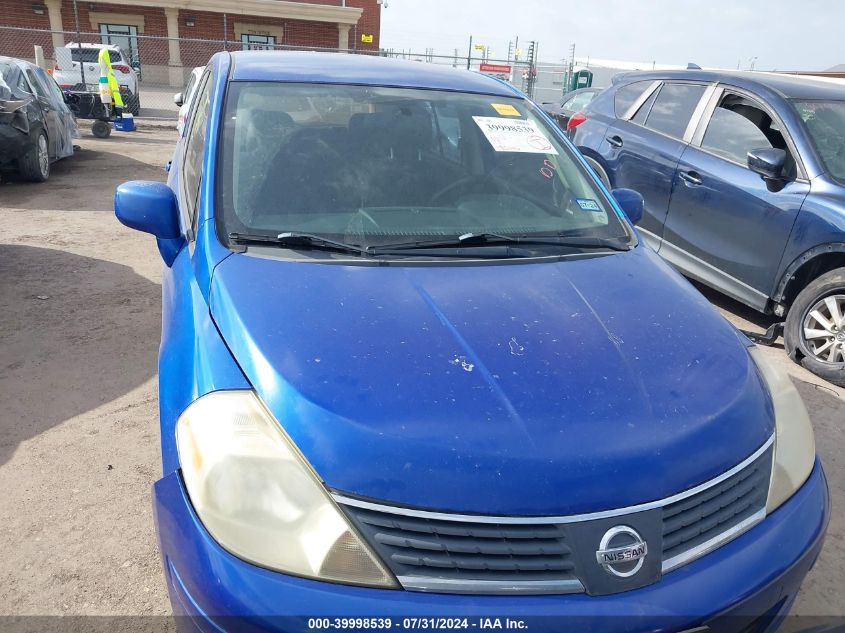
top-left (0, 0), bottom-right (381, 85)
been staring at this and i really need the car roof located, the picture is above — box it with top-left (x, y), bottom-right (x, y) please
top-left (228, 51), bottom-right (519, 96)
top-left (618, 69), bottom-right (845, 100)
top-left (65, 42), bottom-right (119, 50)
top-left (0, 55), bottom-right (36, 70)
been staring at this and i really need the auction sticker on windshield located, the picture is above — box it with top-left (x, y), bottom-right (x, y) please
top-left (472, 116), bottom-right (559, 155)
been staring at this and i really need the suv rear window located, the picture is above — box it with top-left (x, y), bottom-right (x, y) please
top-left (614, 81), bottom-right (652, 117)
top-left (71, 48), bottom-right (121, 64)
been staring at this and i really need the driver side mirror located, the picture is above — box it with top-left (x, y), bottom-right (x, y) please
top-left (611, 188), bottom-right (644, 225)
top-left (748, 148), bottom-right (787, 192)
top-left (115, 181), bottom-right (183, 265)
top-left (748, 148), bottom-right (786, 180)
top-left (173, 92), bottom-right (183, 107)
top-left (115, 180), bottom-right (180, 239)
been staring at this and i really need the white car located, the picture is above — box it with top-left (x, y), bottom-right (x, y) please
top-left (54, 43), bottom-right (140, 115)
top-left (175, 67), bottom-right (204, 135)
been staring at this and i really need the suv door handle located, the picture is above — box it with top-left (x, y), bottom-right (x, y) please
top-left (679, 171), bottom-right (703, 186)
top-left (606, 135), bottom-right (623, 148)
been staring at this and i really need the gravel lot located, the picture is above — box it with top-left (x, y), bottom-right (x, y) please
top-left (0, 126), bottom-right (842, 620)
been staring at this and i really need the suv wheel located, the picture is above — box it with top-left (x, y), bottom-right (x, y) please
top-left (19, 130), bottom-right (50, 182)
top-left (785, 267), bottom-right (845, 387)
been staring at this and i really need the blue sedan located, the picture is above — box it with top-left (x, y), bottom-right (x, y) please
top-left (115, 52), bottom-right (827, 631)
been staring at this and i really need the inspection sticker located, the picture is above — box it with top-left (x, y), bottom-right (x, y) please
top-left (490, 103), bottom-right (521, 117)
top-left (576, 198), bottom-right (602, 212)
top-left (472, 116), bottom-right (558, 154)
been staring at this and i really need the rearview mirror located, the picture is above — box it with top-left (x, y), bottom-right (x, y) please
top-left (173, 92), bottom-right (183, 107)
top-left (611, 188), bottom-right (644, 225)
top-left (747, 148), bottom-right (786, 181)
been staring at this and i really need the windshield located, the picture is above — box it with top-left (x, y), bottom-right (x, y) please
top-left (794, 99), bottom-right (845, 182)
top-left (218, 82), bottom-right (631, 252)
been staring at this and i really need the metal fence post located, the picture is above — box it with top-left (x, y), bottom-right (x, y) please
top-left (72, 0), bottom-right (85, 87)
top-left (466, 35), bottom-right (472, 70)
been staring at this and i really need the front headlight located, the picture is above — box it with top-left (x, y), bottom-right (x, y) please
top-left (176, 390), bottom-right (396, 588)
top-left (749, 347), bottom-right (816, 513)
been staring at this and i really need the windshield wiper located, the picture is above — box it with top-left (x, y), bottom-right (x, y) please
top-left (368, 232), bottom-right (516, 251)
top-left (371, 233), bottom-right (631, 253)
top-left (228, 231), bottom-right (370, 256)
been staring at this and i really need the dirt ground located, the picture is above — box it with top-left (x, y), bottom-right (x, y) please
top-left (0, 126), bottom-right (843, 620)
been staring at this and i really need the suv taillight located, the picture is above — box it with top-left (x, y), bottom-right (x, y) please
top-left (567, 112), bottom-right (587, 131)
top-left (112, 64), bottom-right (131, 73)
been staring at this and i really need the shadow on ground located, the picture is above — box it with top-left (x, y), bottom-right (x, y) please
top-left (0, 244), bottom-right (159, 467)
top-left (690, 280), bottom-right (786, 350)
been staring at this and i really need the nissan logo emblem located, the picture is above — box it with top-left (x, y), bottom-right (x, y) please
top-left (595, 525), bottom-right (648, 578)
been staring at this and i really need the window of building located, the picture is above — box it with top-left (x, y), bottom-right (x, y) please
top-left (99, 24), bottom-right (139, 65)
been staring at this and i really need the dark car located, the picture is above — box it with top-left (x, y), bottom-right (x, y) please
top-left (0, 56), bottom-right (76, 182)
top-left (542, 87), bottom-right (602, 130)
top-left (572, 70), bottom-right (845, 386)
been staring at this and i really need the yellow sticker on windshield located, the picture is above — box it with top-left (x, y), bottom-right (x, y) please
top-left (491, 103), bottom-right (521, 117)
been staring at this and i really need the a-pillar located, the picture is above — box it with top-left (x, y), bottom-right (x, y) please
top-left (165, 7), bottom-right (183, 87)
top-left (337, 23), bottom-right (351, 51)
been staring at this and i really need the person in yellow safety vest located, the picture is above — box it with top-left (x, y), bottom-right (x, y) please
top-left (97, 47), bottom-right (124, 110)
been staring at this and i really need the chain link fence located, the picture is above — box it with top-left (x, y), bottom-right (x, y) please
top-left (1, 25), bottom-right (546, 121)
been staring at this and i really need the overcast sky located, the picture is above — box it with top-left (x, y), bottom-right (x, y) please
top-left (380, 0), bottom-right (842, 71)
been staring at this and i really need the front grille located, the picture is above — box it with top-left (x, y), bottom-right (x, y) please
top-left (336, 436), bottom-right (774, 595)
top-left (661, 444), bottom-right (772, 569)
top-left (343, 508), bottom-right (582, 593)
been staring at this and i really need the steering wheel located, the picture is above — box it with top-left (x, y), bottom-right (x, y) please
top-left (430, 175), bottom-right (507, 205)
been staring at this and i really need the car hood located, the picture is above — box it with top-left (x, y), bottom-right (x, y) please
top-left (209, 246), bottom-right (774, 515)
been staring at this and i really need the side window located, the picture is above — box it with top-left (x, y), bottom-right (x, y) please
top-left (182, 72), bottom-right (212, 230)
top-left (631, 89), bottom-right (659, 125)
top-left (701, 93), bottom-right (793, 173)
top-left (564, 91), bottom-right (595, 112)
top-left (183, 73), bottom-right (196, 102)
top-left (643, 83), bottom-right (707, 139)
top-left (37, 67), bottom-right (64, 105)
top-left (25, 69), bottom-right (49, 99)
top-left (17, 72), bottom-right (30, 95)
top-left (614, 81), bottom-right (652, 117)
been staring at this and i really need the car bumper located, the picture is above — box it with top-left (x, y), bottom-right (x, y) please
top-left (153, 459), bottom-right (829, 633)
top-left (0, 123), bottom-right (29, 165)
